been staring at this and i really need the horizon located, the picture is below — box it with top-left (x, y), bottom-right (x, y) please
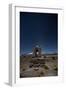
top-left (20, 51), bottom-right (58, 56)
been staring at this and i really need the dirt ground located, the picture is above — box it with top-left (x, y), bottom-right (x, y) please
top-left (20, 54), bottom-right (58, 78)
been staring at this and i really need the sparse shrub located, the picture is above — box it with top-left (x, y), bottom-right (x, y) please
top-left (40, 71), bottom-right (44, 76)
top-left (29, 65), bottom-right (33, 68)
top-left (22, 68), bottom-right (26, 71)
top-left (54, 67), bottom-right (58, 71)
top-left (52, 57), bottom-right (55, 60)
top-left (44, 65), bottom-right (49, 70)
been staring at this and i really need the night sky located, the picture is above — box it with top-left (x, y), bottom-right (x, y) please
top-left (20, 12), bottom-right (58, 55)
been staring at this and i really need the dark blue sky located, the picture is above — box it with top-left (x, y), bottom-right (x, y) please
top-left (20, 12), bottom-right (58, 55)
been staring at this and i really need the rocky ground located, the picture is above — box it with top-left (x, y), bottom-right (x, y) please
top-left (20, 54), bottom-right (58, 78)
